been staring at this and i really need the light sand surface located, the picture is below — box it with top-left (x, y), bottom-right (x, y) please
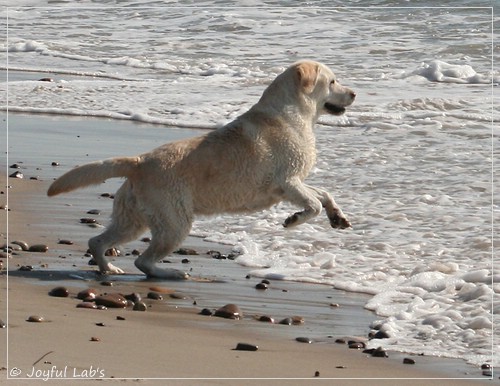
top-left (0, 114), bottom-right (492, 385)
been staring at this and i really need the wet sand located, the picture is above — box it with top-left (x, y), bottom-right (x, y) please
top-left (0, 113), bottom-right (490, 384)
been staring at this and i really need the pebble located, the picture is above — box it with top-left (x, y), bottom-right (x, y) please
top-left (90, 337), bottom-right (100, 342)
top-left (141, 237), bottom-right (151, 242)
top-left (94, 293), bottom-right (127, 308)
top-left (295, 337), bottom-right (313, 344)
top-left (330, 303), bottom-right (340, 308)
top-left (39, 77), bottom-right (54, 82)
top-left (291, 316), bottom-right (305, 325)
top-left (181, 258), bottom-right (190, 264)
top-left (314, 371), bottom-right (320, 377)
top-left (76, 302), bottom-right (97, 309)
top-left (19, 265), bottom-right (34, 271)
top-left (348, 341), bottom-right (366, 349)
top-left (367, 347), bottom-right (388, 358)
top-left (370, 330), bottom-right (390, 339)
top-left (403, 358), bottom-right (416, 365)
top-left (26, 315), bottom-right (44, 323)
top-left (105, 248), bottom-right (120, 256)
top-left (170, 293), bottom-right (188, 300)
top-left (86, 209), bottom-right (101, 215)
top-left (481, 364), bottom-right (491, 370)
top-left (214, 304), bottom-right (242, 320)
top-left (131, 249), bottom-right (141, 255)
top-left (11, 240), bottom-right (29, 251)
top-left (258, 315), bottom-right (274, 323)
top-left (77, 288), bottom-right (98, 301)
top-left (28, 244), bottom-right (49, 253)
top-left (9, 171), bottom-right (23, 179)
top-left (255, 282), bottom-right (268, 290)
top-left (100, 281), bottom-right (113, 287)
top-left (149, 286), bottom-right (175, 294)
top-left (116, 316), bottom-right (126, 321)
top-left (49, 286), bottom-right (69, 297)
top-left (199, 308), bottom-right (213, 316)
top-left (133, 302), bottom-right (147, 311)
top-left (124, 293), bottom-right (142, 303)
top-left (482, 370), bottom-right (493, 377)
top-left (51, 161), bottom-right (60, 166)
top-left (58, 239), bottom-right (74, 245)
top-left (234, 343), bottom-right (258, 351)
top-left (174, 248), bottom-right (198, 255)
top-left (10, 163), bottom-right (21, 169)
top-left (147, 292), bottom-right (163, 300)
top-left (0, 320), bottom-right (5, 328)
top-left (278, 318), bottom-right (292, 325)
top-left (80, 218), bottom-right (97, 224)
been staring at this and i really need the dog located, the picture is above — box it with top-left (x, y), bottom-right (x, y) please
top-left (47, 60), bottom-right (356, 279)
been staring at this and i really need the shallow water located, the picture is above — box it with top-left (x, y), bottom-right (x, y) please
top-left (1, 2), bottom-right (498, 368)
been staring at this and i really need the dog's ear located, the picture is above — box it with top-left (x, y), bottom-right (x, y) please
top-left (296, 62), bottom-right (320, 94)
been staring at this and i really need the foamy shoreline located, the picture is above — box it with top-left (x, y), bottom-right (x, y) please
top-left (0, 113), bottom-right (490, 383)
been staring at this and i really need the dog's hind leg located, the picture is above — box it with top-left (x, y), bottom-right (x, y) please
top-left (305, 184), bottom-right (351, 229)
top-left (133, 205), bottom-right (192, 280)
top-left (89, 182), bottom-right (147, 274)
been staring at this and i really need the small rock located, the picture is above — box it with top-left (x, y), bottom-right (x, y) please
top-left (0, 320), bottom-right (6, 328)
top-left (28, 244), bottom-right (48, 253)
top-left (234, 343), bottom-right (258, 351)
top-left (330, 303), bottom-right (340, 308)
top-left (90, 337), bottom-right (100, 342)
top-left (149, 286), bottom-right (175, 294)
top-left (255, 282), bottom-right (268, 290)
top-left (174, 248), bottom-right (198, 255)
top-left (18, 265), bottom-right (33, 271)
top-left (258, 315), bottom-right (274, 323)
top-left (9, 171), bottom-right (23, 179)
top-left (141, 237), bottom-right (151, 242)
top-left (95, 322), bottom-right (105, 327)
top-left (169, 293), bottom-right (188, 300)
top-left (296, 337), bottom-right (313, 344)
top-left (51, 161), bottom-right (60, 166)
top-left (116, 316), bottom-right (126, 321)
top-left (86, 209), bottom-right (101, 215)
top-left (105, 248), bottom-right (120, 256)
top-left (370, 330), bottom-right (390, 339)
top-left (291, 316), bottom-right (305, 325)
top-left (199, 308), bottom-right (213, 316)
top-left (314, 371), bottom-right (320, 377)
top-left (58, 240), bottom-right (74, 245)
top-left (147, 292), bottom-right (163, 300)
top-left (261, 279), bottom-right (270, 285)
top-left (80, 218), bottom-right (97, 224)
top-left (124, 293), bottom-right (142, 303)
top-left (100, 281), bottom-right (113, 287)
top-left (49, 286), bottom-right (69, 297)
top-left (181, 258), bottom-right (190, 264)
top-left (76, 302), bottom-right (97, 309)
top-left (9, 163), bottom-right (21, 169)
top-left (481, 364), bottom-right (491, 370)
top-left (133, 301), bottom-right (147, 311)
top-left (214, 304), bottom-right (242, 320)
top-left (482, 370), bottom-right (493, 377)
top-left (11, 240), bottom-right (29, 251)
top-left (370, 347), bottom-right (388, 358)
top-left (279, 318), bottom-right (292, 325)
top-left (94, 293), bottom-right (127, 308)
top-left (39, 78), bottom-right (54, 82)
top-left (26, 315), bottom-right (44, 323)
top-left (131, 249), bottom-right (141, 255)
top-left (348, 341), bottom-right (365, 349)
top-left (77, 288), bottom-right (98, 301)
top-left (403, 358), bottom-right (416, 365)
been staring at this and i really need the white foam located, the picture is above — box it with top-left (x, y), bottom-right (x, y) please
top-left (412, 60), bottom-right (493, 84)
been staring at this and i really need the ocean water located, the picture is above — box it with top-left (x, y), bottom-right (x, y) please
top-left (1, 1), bottom-right (498, 368)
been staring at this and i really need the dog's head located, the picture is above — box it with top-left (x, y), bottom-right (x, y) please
top-left (294, 60), bottom-right (356, 116)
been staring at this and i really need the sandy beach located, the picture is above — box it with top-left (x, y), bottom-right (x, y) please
top-left (0, 114), bottom-right (491, 385)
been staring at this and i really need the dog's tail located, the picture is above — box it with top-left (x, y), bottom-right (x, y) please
top-left (47, 156), bottom-right (141, 197)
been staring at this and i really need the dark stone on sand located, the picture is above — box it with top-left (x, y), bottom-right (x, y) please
top-left (214, 304), bottom-right (242, 320)
top-left (295, 337), bottom-right (313, 344)
top-left (88, 257), bottom-right (97, 266)
top-left (19, 265), bottom-right (34, 271)
top-left (181, 258), bottom-right (190, 264)
top-left (9, 171), bottom-right (23, 179)
top-left (105, 248), bottom-right (120, 256)
top-left (348, 342), bottom-right (365, 349)
top-left (170, 293), bottom-right (188, 300)
top-left (200, 308), bottom-right (213, 316)
top-left (49, 286), bottom-right (69, 297)
top-left (90, 337), bottom-right (100, 342)
top-left (124, 293), bottom-right (142, 303)
top-left (95, 322), bottom-right (105, 327)
top-left (370, 330), bottom-right (390, 339)
top-left (29, 244), bottom-right (49, 253)
top-left (258, 315), bottom-right (274, 323)
top-left (133, 301), bottom-right (147, 311)
top-left (481, 364), bottom-right (491, 370)
top-left (131, 249), bottom-right (141, 256)
top-left (330, 303), bottom-right (340, 308)
top-left (116, 316), bottom-right (126, 321)
top-left (370, 347), bottom-right (388, 358)
top-left (314, 371), bottom-right (320, 377)
top-left (26, 315), bottom-right (44, 323)
top-left (51, 161), bottom-right (60, 166)
top-left (234, 343), bottom-right (258, 351)
top-left (175, 248), bottom-right (198, 255)
top-left (261, 279), bottom-right (270, 285)
top-left (86, 209), bottom-right (101, 215)
top-left (141, 237), bottom-right (151, 242)
top-left (10, 163), bottom-right (21, 169)
top-left (403, 358), bottom-right (416, 365)
top-left (11, 240), bottom-right (29, 251)
top-left (76, 302), bottom-right (97, 309)
top-left (100, 281), bottom-right (113, 287)
top-left (0, 320), bottom-right (5, 328)
top-left (39, 78), bottom-right (54, 82)
top-left (255, 282), bottom-right (268, 290)
top-left (58, 239), bottom-right (74, 245)
top-left (291, 316), bottom-right (305, 325)
top-left (482, 370), bottom-right (493, 377)
top-left (279, 318), bottom-right (292, 325)
top-left (94, 293), bottom-right (127, 308)
top-left (147, 292), bottom-right (163, 300)
top-left (80, 218), bottom-right (97, 224)
top-left (77, 288), bottom-right (98, 301)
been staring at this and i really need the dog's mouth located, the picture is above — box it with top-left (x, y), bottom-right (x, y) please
top-left (324, 103), bottom-right (346, 116)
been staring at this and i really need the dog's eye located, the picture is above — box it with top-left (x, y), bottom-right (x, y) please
top-left (330, 79), bottom-right (336, 85)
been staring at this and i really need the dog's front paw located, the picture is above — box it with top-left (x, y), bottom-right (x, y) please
top-left (103, 263), bottom-right (125, 275)
top-left (330, 215), bottom-right (351, 229)
top-left (283, 212), bottom-right (300, 228)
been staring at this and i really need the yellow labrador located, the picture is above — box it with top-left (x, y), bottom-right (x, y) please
top-left (48, 60), bottom-right (356, 279)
